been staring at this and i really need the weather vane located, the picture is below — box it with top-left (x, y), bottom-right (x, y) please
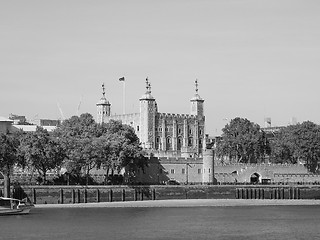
top-left (102, 83), bottom-right (105, 98)
top-left (195, 79), bottom-right (199, 94)
top-left (146, 77), bottom-right (151, 93)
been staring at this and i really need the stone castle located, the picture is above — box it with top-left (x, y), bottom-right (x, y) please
top-left (96, 78), bottom-right (215, 184)
top-left (96, 78), bottom-right (207, 158)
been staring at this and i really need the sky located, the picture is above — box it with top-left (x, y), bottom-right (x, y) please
top-left (1, 0), bottom-right (320, 136)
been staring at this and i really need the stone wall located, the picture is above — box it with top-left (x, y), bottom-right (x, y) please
top-left (6, 185), bottom-right (320, 204)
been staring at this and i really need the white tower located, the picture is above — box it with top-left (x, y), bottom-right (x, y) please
top-left (96, 83), bottom-right (111, 124)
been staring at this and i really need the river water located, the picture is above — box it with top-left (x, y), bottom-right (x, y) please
top-left (1, 205), bottom-right (319, 240)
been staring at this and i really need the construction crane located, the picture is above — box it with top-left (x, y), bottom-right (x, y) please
top-left (57, 102), bottom-right (65, 121)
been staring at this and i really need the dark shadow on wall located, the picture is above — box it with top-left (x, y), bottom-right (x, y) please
top-left (133, 157), bottom-right (170, 185)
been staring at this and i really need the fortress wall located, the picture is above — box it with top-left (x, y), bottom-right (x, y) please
top-left (105, 113), bottom-right (140, 132)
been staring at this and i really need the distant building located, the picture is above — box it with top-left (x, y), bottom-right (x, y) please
top-left (9, 114), bottom-right (27, 125)
top-left (31, 119), bottom-right (61, 127)
top-left (0, 116), bottom-right (13, 134)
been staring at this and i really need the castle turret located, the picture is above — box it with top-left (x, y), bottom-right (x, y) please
top-left (96, 83), bottom-right (111, 124)
top-left (202, 147), bottom-right (216, 184)
top-left (190, 80), bottom-right (204, 116)
top-left (139, 78), bottom-right (157, 149)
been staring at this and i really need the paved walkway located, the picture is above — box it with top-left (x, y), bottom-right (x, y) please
top-left (35, 199), bottom-right (320, 208)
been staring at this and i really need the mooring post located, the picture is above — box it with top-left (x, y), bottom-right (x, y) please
top-left (109, 189), bottom-right (113, 202)
top-left (134, 189), bottom-right (138, 201)
top-left (77, 189), bottom-right (81, 203)
top-left (59, 188), bottom-right (64, 204)
top-left (122, 189), bottom-right (126, 202)
top-left (83, 189), bottom-right (87, 203)
top-left (32, 188), bottom-right (37, 204)
top-left (96, 189), bottom-right (100, 203)
top-left (152, 189), bottom-right (156, 200)
top-left (71, 189), bottom-right (75, 204)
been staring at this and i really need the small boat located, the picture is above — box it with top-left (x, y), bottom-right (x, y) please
top-left (0, 197), bottom-right (34, 216)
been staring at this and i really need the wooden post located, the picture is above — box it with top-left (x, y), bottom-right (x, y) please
top-left (134, 189), bottom-right (138, 201)
top-left (59, 188), bottom-right (64, 204)
top-left (71, 189), bottom-right (75, 204)
top-left (32, 188), bottom-right (37, 204)
top-left (122, 189), bottom-right (125, 202)
top-left (77, 189), bottom-right (81, 203)
top-left (109, 189), bottom-right (113, 202)
top-left (152, 189), bottom-right (156, 200)
top-left (96, 189), bottom-right (100, 203)
top-left (83, 189), bottom-right (87, 203)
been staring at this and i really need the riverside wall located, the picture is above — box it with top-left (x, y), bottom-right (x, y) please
top-left (4, 185), bottom-right (320, 204)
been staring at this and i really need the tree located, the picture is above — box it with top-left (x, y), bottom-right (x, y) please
top-left (20, 127), bottom-right (65, 184)
top-left (0, 132), bottom-right (21, 197)
top-left (54, 115), bottom-right (148, 185)
top-left (270, 121), bottom-right (320, 172)
top-left (216, 117), bottom-right (270, 163)
top-left (54, 113), bottom-right (101, 184)
top-left (95, 120), bottom-right (147, 183)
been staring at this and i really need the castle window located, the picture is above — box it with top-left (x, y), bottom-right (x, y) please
top-left (156, 137), bottom-right (160, 143)
top-left (188, 138), bottom-right (193, 146)
top-left (178, 128), bottom-right (182, 134)
top-left (177, 137), bottom-right (182, 151)
top-left (137, 126), bottom-right (140, 131)
top-left (165, 127), bottom-right (168, 132)
top-left (208, 168), bottom-right (211, 173)
top-left (170, 169), bottom-right (175, 174)
top-left (189, 128), bottom-right (193, 135)
top-left (182, 168), bottom-right (185, 174)
top-left (199, 129), bottom-right (202, 135)
top-left (198, 169), bottom-right (201, 174)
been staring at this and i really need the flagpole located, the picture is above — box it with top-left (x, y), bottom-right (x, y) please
top-left (123, 80), bottom-right (126, 114)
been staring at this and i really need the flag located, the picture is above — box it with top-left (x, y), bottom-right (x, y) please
top-left (119, 77), bottom-right (125, 81)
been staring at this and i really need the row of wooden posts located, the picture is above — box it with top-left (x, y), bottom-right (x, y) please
top-left (236, 188), bottom-right (301, 199)
top-left (29, 188), bottom-right (157, 204)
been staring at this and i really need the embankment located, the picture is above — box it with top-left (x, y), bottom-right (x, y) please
top-left (6, 184), bottom-right (320, 205)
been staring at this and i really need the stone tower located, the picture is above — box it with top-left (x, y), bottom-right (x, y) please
top-left (190, 80), bottom-right (204, 116)
top-left (96, 83), bottom-right (111, 124)
top-left (202, 148), bottom-right (215, 184)
top-left (139, 78), bottom-right (157, 149)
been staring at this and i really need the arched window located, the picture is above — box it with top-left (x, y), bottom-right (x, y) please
top-left (166, 137), bottom-right (172, 150)
top-left (177, 137), bottom-right (182, 151)
top-left (155, 137), bottom-right (160, 150)
top-left (188, 138), bottom-right (193, 146)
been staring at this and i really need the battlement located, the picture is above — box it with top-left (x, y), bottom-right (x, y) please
top-left (157, 112), bottom-right (197, 119)
top-left (105, 113), bottom-right (140, 121)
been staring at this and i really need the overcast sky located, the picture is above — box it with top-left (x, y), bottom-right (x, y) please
top-left (1, 0), bottom-right (320, 135)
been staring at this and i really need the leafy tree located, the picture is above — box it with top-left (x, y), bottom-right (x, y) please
top-left (20, 127), bottom-right (65, 184)
top-left (270, 121), bottom-right (320, 172)
top-left (0, 132), bottom-right (22, 197)
top-left (54, 113), bottom-right (101, 184)
top-left (216, 117), bottom-right (270, 163)
top-left (54, 115), bottom-right (147, 185)
top-left (95, 132), bottom-right (147, 183)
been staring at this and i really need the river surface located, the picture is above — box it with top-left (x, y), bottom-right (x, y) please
top-left (1, 205), bottom-right (319, 240)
